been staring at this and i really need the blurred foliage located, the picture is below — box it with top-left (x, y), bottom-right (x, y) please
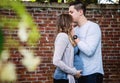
top-left (36, 0), bottom-right (98, 4)
top-left (0, 28), bottom-right (4, 55)
top-left (0, 0), bottom-right (41, 82)
top-left (0, 0), bottom-right (40, 50)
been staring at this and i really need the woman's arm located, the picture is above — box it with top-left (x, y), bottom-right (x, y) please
top-left (53, 33), bottom-right (77, 75)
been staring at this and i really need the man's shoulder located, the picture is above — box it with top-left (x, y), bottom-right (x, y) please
top-left (88, 21), bottom-right (99, 26)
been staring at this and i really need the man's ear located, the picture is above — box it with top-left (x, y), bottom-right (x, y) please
top-left (79, 9), bottom-right (83, 16)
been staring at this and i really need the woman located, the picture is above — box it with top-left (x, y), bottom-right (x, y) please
top-left (53, 14), bottom-right (81, 83)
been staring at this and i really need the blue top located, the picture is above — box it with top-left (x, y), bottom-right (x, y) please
top-left (74, 46), bottom-right (83, 71)
top-left (74, 21), bottom-right (104, 76)
top-left (53, 45), bottom-right (83, 80)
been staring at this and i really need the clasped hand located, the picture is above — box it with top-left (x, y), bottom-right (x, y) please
top-left (75, 70), bottom-right (82, 78)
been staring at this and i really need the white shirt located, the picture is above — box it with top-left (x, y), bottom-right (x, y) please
top-left (74, 21), bottom-right (104, 76)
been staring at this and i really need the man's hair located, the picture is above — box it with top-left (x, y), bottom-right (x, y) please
top-left (69, 1), bottom-right (86, 15)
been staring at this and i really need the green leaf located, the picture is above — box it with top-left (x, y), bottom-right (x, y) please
top-left (58, 0), bottom-right (62, 3)
top-left (0, 27), bottom-right (4, 56)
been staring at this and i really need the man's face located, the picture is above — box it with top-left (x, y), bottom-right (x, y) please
top-left (69, 6), bottom-right (81, 22)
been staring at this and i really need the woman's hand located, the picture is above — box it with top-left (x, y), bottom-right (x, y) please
top-left (75, 70), bottom-right (82, 78)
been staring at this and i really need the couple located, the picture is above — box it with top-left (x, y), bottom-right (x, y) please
top-left (53, 1), bottom-right (104, 83)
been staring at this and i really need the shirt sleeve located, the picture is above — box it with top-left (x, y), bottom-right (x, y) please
top-left (77, 24), bottom-right (101, 57)
top-left (53, 33), bottom-right (77, 75)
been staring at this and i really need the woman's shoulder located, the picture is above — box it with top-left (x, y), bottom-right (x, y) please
top-left (57, 32), bottom-right (68, 38)
top-left (55, 33), bottom-right (69, 44)
top-left (57, 32), bottom-right (67, 36)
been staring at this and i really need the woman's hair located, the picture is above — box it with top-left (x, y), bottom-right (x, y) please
top-left (56, 14), bottom-right (73, 34)
top-left (56, 14), bottom-right (76, 46)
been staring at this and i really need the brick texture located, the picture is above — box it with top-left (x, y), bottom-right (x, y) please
top-left (0, 2), bottom-right (120, 83)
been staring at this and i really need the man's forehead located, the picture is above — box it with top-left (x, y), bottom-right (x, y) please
top-left (69, 6), bottom-right (74, 9)
top-left (69, 6), bottom-right (75, 11)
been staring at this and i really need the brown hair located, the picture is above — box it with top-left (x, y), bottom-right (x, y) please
top-left (56, 14), bottom-right (73, 34)
top-left (56, 14), bottom-right (76, 46)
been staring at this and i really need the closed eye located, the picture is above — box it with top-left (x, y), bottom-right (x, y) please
top-left (69, 11), bottom-right (73, 14)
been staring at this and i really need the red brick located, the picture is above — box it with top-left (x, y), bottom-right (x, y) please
top-left (0, 3), bottom-right (120, 83)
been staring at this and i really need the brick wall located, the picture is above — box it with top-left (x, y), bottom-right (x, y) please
top-left (0, 2), bottom-right (120, 83)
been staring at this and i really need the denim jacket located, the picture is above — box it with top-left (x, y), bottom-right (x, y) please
top-left (53, 67), bottom-right (67, 79)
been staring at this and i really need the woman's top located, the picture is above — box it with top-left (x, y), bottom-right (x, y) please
top-left (74, 45), bottom-right (83, 71)
top-left (53, 33), bottom-right (77, 83)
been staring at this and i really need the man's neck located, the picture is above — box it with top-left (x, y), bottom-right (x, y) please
top-left (78, 16), bottom-right (88, 27)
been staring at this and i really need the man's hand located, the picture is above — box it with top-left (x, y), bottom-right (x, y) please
top-left (74, 38), bottom-right (80, 44)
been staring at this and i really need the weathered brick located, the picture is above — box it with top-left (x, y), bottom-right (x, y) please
top-left (0, 3), bottom-right (120, 83)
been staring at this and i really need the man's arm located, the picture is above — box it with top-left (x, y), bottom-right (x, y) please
top-left (75, 24), bottom-right (101, 57)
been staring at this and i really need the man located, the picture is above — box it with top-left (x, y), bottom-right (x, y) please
top-left (69, 1), bottom-right (104, 83)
